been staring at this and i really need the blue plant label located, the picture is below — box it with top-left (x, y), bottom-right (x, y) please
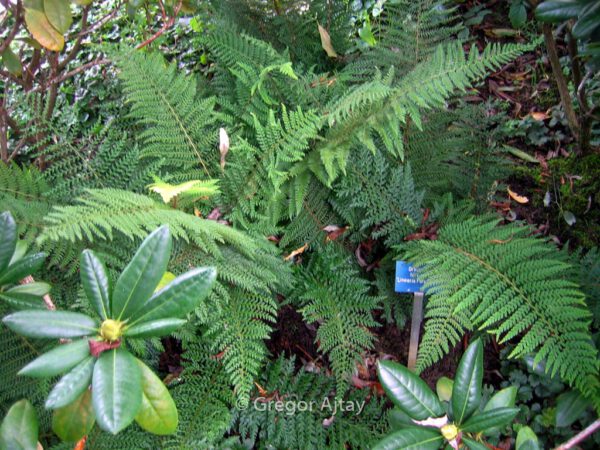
top-left (395, 261), bottom-right (424, 293)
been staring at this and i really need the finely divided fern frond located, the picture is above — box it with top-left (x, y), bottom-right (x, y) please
top-left (296, 245), bottom-right (380, 393)
top-left (334, 151), bottom-right (424, 246)
top-left (205, 289), bottom-right (277, 407)
top-left (402, 216), bottom-right (600, 407)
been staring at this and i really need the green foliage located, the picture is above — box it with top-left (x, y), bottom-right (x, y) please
top-left (0, 212), bottom-right (48, 310)
top-left (2, 226), bottom-right (216, 437)
top-left (232, 355), bottom-right (387, 449)
top-left (3, 0), bottom-right (592, 447)
top-left (402, 216), bottom-right (600, 408)
top-left (0, 164), bottom-right (50, 243)
top-left (376, 339), bottom-right (519, 449)
top-left (0, 399), bottom-right (39, 450)
top-left (113, 50), bottom-right (220, 179)
top-left (315, 40), bottom-right (533, 181)
top-left (345, 0), bottom-right (464, 80)
top-left (334, 152), bottom-right (423, 247)
top-left (205, 289), bottom-right (276, 408)
top-left (293, 245), bottom-right (380, 393)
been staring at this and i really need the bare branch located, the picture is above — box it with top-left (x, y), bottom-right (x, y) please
top-left (555, 419), bottom-right (600, 450)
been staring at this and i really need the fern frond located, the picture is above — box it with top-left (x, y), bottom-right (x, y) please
top-left (113, 50), bottom-right (219, 178)
top-left (296, 245), bottom-right (380, 393)
top-left (402, 216), bottom-right (600, 408)
top-left (315, 41), bottom-right (533, 180)
top-left (232, 355), bottom-right (387, 449)
top-left (344, 0), bottom-right (464, 80)
top-left (334, 152), bottom-right (423, 246)
top-left (205, 289), bottom-right (277, 407)
top-left (0, 163), bottom-right (50, 242)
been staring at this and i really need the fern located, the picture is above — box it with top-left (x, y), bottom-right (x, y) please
top-left (220, 105), bottom-right (321, 230)
top-left (0, 163), bottom-right (50, 242)
top-left (205, 289), bottom-right (277, 407)
top-left (344, 0), bottom-right (464, 81)
top-left (210, 0), bottom-right (353, 70)
top-left (294, 245), bottom-right (380, 393)
top-left (38, 186), bottom-right (290, 300)
top-left (160, 340), bottom-right (234, 450)
top-left (113, 50), bottom-right (220, 178)
top-left (231, 355), bottom-right (387, 449)
top-left (312, 40), bottom-right (534, 181)
top-left (334, 151), bottom-right (424, 247)
top-left (280, 177), bottom-right (339, 249)
top-left (401, 215), bottom-right (600, 408)
top-left (405, 104), bottom-right (512, 204)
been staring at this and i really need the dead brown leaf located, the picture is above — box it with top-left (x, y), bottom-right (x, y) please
top-left (284, 243), bottom-right (308, 261)
top-left (507, 187), bottom-right (529, 204)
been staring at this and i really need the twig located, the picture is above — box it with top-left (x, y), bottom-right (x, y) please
top-left (76, 2), bottom-right (123, 38)
top-left (58, 6), bottom-right (90, 71)
top-left (554, 419), bottom-right (600, 450)
top-left (0, 0), bottom-right (22, 54)
top-left (32, 57), bottom-right (110, 92)
top-left (135, 0), bottom-right (182, 49)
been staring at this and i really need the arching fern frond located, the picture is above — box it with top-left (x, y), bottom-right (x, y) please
top-left (113, 50), bottom-right (219, 179)
top-left (314, 40), bottom-right (534, 181)
top-left (38, 188), bottom-right (253, 258)
top-left (402, 216), bottom-right (600, 408)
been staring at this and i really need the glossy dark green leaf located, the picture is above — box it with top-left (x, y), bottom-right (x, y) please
top-left (112, 226), bottom-right (172, 321)
top-left (92, 348), bottom-right (142, 434)
top-left (516, 426), bottom-right (540, 450)
top-left (0, 211), bottom-right (17, 273)
top-left (128, 267), bottom-right (216, 326)
top-left (463, 437), bottom-right (489, 450)
top-left (372, 427), bottom-right (443, 450)
top-left (388, 407), bottom-right (414, 429)
top-left (52, 389), bottom-right (95, 442)
top-left (45, 357), bottom-right (95, 409)
top-left (0, 292), bottom-right (46, 310)
top-left (451, 338), bottom-right (483, 424)
top-left (125, 318), bottom-right (186, 338)
top-left (377, 360), bottom-right (444, 420)
top-left (461, 407), bottom-right (519, 433)
top-left (134, 359), bottom-right (178, 435)
top-left (572, 1), bottom-right (600, 38)
top-left (9, 241), bottom-right (27, 266)
top-left (486, 387), bottom-right (518, 412)
top-left (19, 339), bottom-right (90, 378)
top-left (535, 0), bottom-right (586, 22)
top-left (3, 310), bottom-right (97, 338)
top-left (0, 252), bottom-right (46, 285)
top-left (80, 249), bottom-right (111, 320)
top-left (0, 399), bottom-right (38, 450)
top-left (483, 386), bottom-right (518, 434)
top-left (555, 390), bottom-right (591, 427)
top-left (7, 282), bottom-right (51, 296)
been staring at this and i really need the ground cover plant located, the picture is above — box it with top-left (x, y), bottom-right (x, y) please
top-left (1, 0), bottom-right (599, 448)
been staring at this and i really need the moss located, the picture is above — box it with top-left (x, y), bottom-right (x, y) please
top-left (548, 154), bottom-right (600, 248)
